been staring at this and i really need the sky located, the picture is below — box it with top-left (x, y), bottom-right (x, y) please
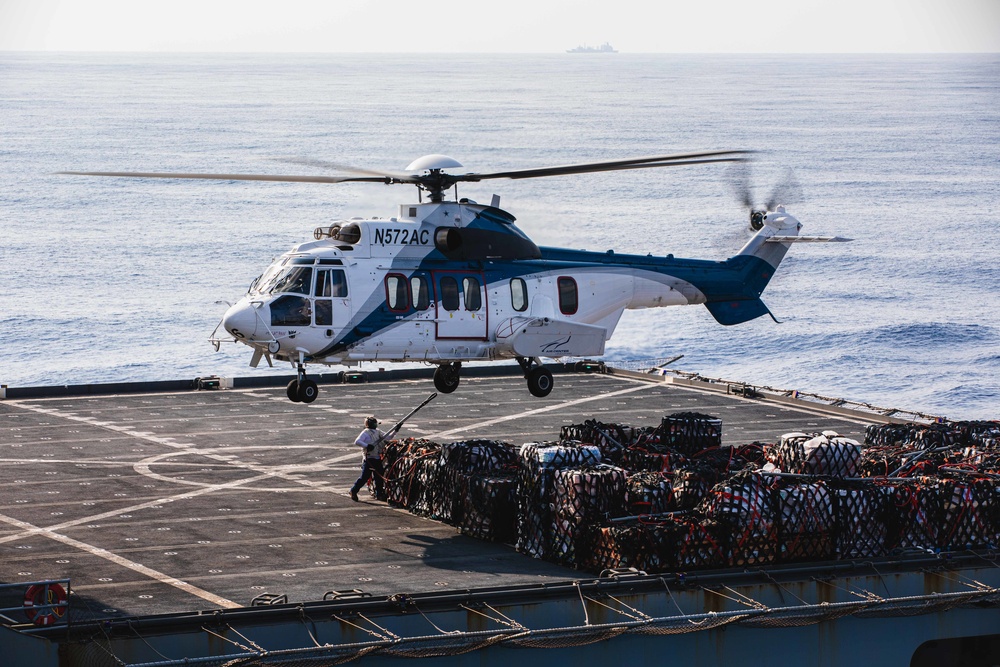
top-left (0, 0), bottom-right (998, 53)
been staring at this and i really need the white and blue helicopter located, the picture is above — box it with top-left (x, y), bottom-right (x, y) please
top-left (63, 151), bottom-right (847, 403)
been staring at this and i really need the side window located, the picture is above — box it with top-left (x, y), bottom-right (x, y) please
top-left (510, 278), bottom-right (528, 312)
top-left (557, 277), bottom-right (578, 315)
top-left (330, 269), bottom-right (348, 297)
top-left (440, 276), bottom-right (459, 311)
top-left (411, 275), bottom-right (430, 310)
top-left (385, 274), bottom-right (409, 311)
top-left (315, 270), bottom-right (331, 297)
top-left (271, 295), bottom-right (311, 326)
top-left (315, 300), bottom-right (332, 326)
top-left (463, 277), bottom-right (482, 311)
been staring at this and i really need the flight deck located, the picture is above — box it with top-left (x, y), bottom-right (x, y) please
top-left (0, 366), bottom-right (877, 623)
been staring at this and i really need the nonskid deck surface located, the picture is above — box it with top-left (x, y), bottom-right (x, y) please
top-left (0, 371), bottom-right (869, 621)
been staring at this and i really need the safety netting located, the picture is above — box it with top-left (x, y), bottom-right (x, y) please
top-left (379, 415), bottom-right (1000, 574)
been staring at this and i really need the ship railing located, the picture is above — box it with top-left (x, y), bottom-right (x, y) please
top-left (595, 361), bottom-right (944, 424)
top-left (119, 585), bottom-right (1000, 667)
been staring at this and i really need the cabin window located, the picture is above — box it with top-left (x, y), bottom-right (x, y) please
top-left (557, 277), bottom-right (578, 315)
top-left (270, 295), bottom-right (311, 326)
top-left (463, 277), bottom-right (482, 311)
top-left (411, 276), bottom-right (430, 310)
top-left (510, 278), bottom-right (528, 312)
top-left (440, 276), bottom-right (460, 311)
top-left (315, 300), bottom-right (332, 326)
top-left (385, 274), bottom-right (409, 311)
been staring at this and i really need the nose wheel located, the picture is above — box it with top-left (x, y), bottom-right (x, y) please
top-left (518, 357), bottom-right (554, 397)
top-left (433, 362), bottom-right (461, 394)
top-left (287, 363), bottom-right (319, 403)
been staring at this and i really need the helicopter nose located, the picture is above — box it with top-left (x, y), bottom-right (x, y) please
top-left (223, 302), bottom-right (259, 341)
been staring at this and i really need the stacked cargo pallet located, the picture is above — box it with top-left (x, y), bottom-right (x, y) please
top-left (382, 416), bottom-right (1000, 574)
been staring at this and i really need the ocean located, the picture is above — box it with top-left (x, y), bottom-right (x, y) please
top-left (2, 53), bottom-right (999, 420)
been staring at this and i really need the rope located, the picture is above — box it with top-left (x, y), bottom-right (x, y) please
top-left (702, 585), bottom-right (768, 611)
top-left (574, 581), bottom-right (590, 626)
top-left (582, 595), bottom-right (649, 622)
top-left (459, 603), bottom-right (527, 630)
top-left (227, 625), bottom-right (266, 653)
top-left (660, 577), bottom-right (713, 627)
top-left (413, 601), bottom-right (462, 635)
top-left (813, 576), bottom-right (884, 603)
top-left (332, 614), bottom-right (395, 642)
top-left (200, 625), bottom-right (260, 654)
top-left (761, 571), bottom-right (810, 606)
top-left (299, 609), bottom-right (326, 648)
top-left (127, 619), bottom-right (173, 661)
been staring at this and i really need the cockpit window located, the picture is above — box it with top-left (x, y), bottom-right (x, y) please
top-left (270, 295), bottom-right (311, 326)
top-left (315, 269), bottom-right (348, 298)
top-left (250, 260), bottom-right (285, 296)
top-left (265, 266), bottom-right (313, 295)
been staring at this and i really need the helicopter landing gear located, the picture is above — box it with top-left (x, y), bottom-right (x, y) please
top-left (517, 357), bottom-right (554, 398)
top-left (287, 362), bottom-right (319, 403)
top-left (433, 362), bottom-right (461, 394)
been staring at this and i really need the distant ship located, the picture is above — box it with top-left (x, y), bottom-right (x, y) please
top-left (567, 42), bottom-right (618, 53)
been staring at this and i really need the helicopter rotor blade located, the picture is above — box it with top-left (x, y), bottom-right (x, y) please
top-left (59, 150), bottom-right (752, 193)
top-left (57, 170), bottom-right (396, 185)
top-left (460, 150), bottom-right (750, 182)
top-left (727, 160), bottom-right (755, 210)
top-left (765, 168), bottom-right (802, 210)
top-left (272, 157), bottom-right (416, 181)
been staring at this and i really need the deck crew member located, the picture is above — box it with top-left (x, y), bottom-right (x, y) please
top-left (349, 416), bottom-right (397, 502)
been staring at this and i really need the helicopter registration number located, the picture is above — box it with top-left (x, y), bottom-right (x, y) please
top-left (373, 228), bottom-right (431, 246)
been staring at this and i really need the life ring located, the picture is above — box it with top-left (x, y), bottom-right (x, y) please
top-left (23, 583), bottom-right (67, 626)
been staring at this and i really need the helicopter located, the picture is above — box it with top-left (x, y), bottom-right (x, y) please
top-left (61, 151), bottom-right (848, 403)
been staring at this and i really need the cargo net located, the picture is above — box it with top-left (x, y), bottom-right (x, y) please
top-left (659, 412), bottom-right (723, 456)
top-left (384, 416), bottom-right (1000, 576)
top-left (383, 438), bottom-right (441, 510)
top-left (515, 441), bottom-right (603, 560)
top-left (383, 438), bottom-right (518, 532)
top-left (772, 431), bottom-right (861, 478)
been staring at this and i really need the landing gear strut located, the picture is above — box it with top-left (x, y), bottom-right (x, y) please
top-left (287, 361), bottom-right (318, 403)
top-left (517, 357), bottom-right (553, 397)
top-left (433, 362), bottom-right (461, 394)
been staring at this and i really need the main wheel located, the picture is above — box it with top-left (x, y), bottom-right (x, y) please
top-left (433, 365), bottom-right (460, 393)
top-left (527, 366), bottom-right (554, 397)
top-left (286, 379), bottom-right (302, 402)
top-left (298, 379), bottom-right (319, 403)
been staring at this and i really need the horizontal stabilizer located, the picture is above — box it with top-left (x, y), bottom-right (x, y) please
top-left (705, 298), bottom-right (772, 326)
top-left (765, 235), bottom-right (853, 243)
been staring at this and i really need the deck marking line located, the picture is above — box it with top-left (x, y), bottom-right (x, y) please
top-left (0, 470), bottom-right (289, 545)
top-left (0, 512), bottom-right (240, 609)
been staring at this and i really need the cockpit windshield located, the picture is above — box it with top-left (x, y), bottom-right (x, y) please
top-left (253, 265), bottom-right (314, 296)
